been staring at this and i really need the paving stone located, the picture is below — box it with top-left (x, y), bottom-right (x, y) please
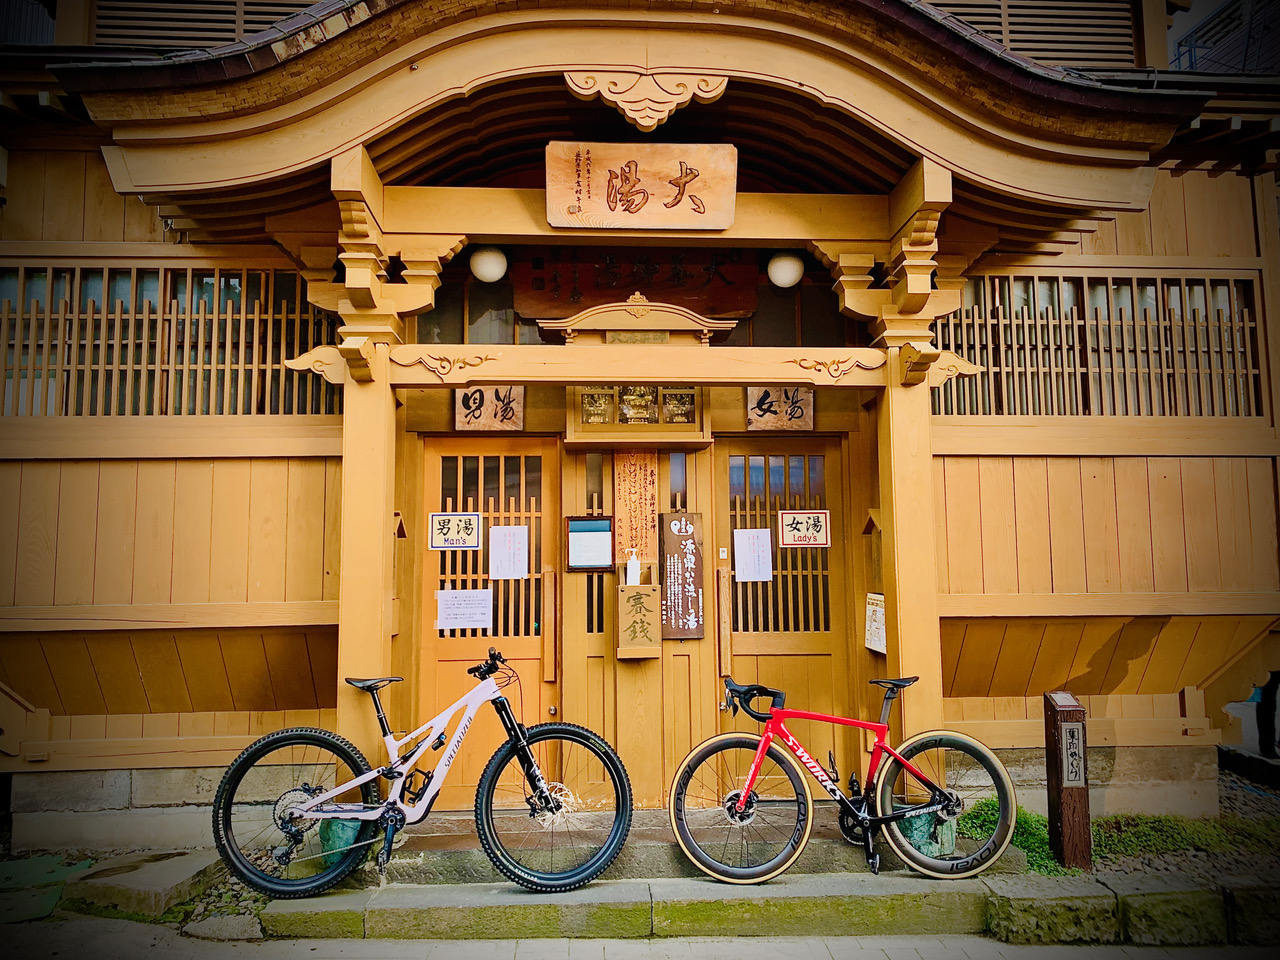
top-left (183, 912), bottom-right (265, 940)
top-left (0, 854), bottom-right (94, 892)
top-left (982, 874), bottom-right (1120, 945)
top-left (260, 887), bottom-right (373, 939)
top-left (61, 849), bottom-right (224, 917)
top-left (365, 880), bottom-right (652, 940)
top-left (1100, 874), bottom-right (1228, 945)
top-left (0, 885), bottom-right (64, 923)
top-left (650, 874), bottom-right (987, 938)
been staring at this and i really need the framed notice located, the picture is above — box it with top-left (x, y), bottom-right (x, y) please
top-left (864, 592), bottom-right (886, 654)
top-left (566, 516), bottom-right (614, 571)
top-left (435, 589), bottom-right (493, 630)
top-left (746, 386), bottom-right (814, 430)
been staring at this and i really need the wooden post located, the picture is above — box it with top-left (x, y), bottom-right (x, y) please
top-left (1044, 690), bottom-right (1092, 870)
top-left (336, 343), bottom-right (397, 762)
top-left (876, 363), bottom-right (944, 738)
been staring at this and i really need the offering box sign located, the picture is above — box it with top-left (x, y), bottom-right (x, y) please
top-left (546, 142), bottom-right (737, 230)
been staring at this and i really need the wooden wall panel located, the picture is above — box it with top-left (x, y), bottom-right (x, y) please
top-left (93, 461), bottom-right (138, 604)
top-left (14, 462), bottom-right (60, 606)
top-left (942, 615), bottom-right (1276, 699)
top-left (247, 460), bottom-right (288, 602)
top-left (1, 151), bottom-right (46, 242)
top-left (0, 464), bottom-right (22, 607)
top-left (53, 462), bottom-right (99, 605)
top-left (0, 627), bottom-right (338, 716)
top-left (171, 461), bottom-right (214, 604)
top-left (210, 459), bottom-right (252, 603)
top-left (1148, 171), bottom-right (1188, 257)
top-left (42, 152), bottom-right (87, 243)
top-left (132, 461), bottom-right (177, 603)
top-left (937, 456), bottom-right (1278, 597)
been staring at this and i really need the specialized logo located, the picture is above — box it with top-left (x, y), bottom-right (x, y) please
top-left (443, 715), bottom-right (473, 768)
top-left (778, 729), bottom-right (841, 801)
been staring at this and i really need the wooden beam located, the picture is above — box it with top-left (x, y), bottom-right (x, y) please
top-left (0, 601), bottom-right (339, 631)
top-left (937, 592), bottom-right (1280, 617)
top-left (0, 416), bottom-right (343, 459)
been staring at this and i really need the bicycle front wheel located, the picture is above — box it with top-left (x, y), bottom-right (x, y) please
top-left (874, 730), bottom-right (1016, 879)
top-left (475, 722), bottom-right (632, 892)
top-left (212, 727), bottom-right (381, 898)
top-left (668, 733), bottom-right (813, 884)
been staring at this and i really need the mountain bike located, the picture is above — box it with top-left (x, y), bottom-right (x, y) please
top-left (212, 648), bottom-right (632, 897)
top-left (668, 675), bottom-right (1015, 883)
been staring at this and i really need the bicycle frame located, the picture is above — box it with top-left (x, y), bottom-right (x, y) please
top-left (739, 707), bottom-right (954, 825)
top-left (285, 676), bottom-right (516, 826)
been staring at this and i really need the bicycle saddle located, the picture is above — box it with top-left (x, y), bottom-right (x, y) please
top-left (869, 677), bottom-right (918, 689)
top-left (345, 677), bottom-right (403, 692)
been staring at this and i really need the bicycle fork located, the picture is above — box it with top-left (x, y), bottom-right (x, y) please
top-left (491, 697), bottom-right (559, 815)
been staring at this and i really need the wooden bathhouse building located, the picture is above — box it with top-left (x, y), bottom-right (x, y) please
top-left (0, 0), bottom-right (1277, 846)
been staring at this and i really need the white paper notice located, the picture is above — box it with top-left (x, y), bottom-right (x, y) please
top-left (435, 589), bottom-right (493, 630)
top-left (488, 526), bottom-right (529, 580)
top-left (569, 531), bottom-right (613, 569)
top-left (732, 528), bottom-right (773, 582)
top-left (865, 592), bottom-right (886, 654)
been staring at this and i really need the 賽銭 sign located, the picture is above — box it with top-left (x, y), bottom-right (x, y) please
top-left (429, 512), bottom-right (482, 550)
top-left (546, 142), bottom-right (737, 230)
top-left (778, 509), bottom-right (830, 548)
top-left (660, 513), bottom-right (704, 639)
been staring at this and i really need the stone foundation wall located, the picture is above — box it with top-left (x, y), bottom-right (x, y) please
top-left (996, 746), bottom-right (1219, 819)
top-left (10, 768), bottom-right (223, 852)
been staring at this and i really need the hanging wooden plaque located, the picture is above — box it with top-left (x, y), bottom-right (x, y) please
top-left (746, 386), bottom-right (814, 430)
top-left (660, 513), bottom-right (704, 639)
top-left (454, 386), bottom-right (525, 431)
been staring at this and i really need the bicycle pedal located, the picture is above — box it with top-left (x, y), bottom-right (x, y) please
top-left (867, 853), bottom-right (880, 875)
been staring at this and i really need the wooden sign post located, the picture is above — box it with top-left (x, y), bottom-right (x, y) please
top-left (1044, 690), bottom-right (1091, 870)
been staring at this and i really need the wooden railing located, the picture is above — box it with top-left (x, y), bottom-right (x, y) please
top-left (0, 266), bottom-right (340, 417)
top-left (933, 272), bottom-right (1266, 419)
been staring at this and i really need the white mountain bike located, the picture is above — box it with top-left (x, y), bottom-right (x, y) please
top-left (212, 648), bottom-right (632, 896)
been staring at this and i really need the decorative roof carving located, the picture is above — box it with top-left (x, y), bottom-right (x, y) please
top-left (564, 70), bottom-right (728, 132)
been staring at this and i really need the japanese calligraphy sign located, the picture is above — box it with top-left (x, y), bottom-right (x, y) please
top-left (454, 386), bottom-right (525, 431)
top-left (616, 583), bottom-right (662, 658)
top-left (746, 386), bottom-right (814, 430)
top-left (778, 509), bottom-right (830, 548)
top-left (660, 513), bottom-right (704, 639)
top-left (428, 513), bottom-right (482, 550)
top-left (1061, 722), bottom-right (1086, 787)
top-left (546, 142), bottom-right (737, 230)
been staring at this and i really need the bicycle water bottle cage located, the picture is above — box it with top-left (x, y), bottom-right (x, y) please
top-left (723, 677), bottom-right (786, 722)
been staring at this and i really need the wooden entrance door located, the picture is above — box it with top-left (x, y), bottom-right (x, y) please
top-left (421, 437), bottom-right (559, 809)
top-left (713, 437), bottom-right (855, 779)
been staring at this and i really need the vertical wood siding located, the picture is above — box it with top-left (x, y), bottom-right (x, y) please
top-left (0, 458), bottom-right (341, 607)
top-left (935, 456), bottom-right (1279, 595)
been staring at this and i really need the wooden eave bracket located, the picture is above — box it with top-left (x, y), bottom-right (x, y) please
top-left (898, 343), bottom-right (980, 388)
top-left (564, 70), bottom-right (728, 132)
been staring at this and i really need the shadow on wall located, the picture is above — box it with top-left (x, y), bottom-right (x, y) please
top-left (1062, 617), bottom-right (1166, 697)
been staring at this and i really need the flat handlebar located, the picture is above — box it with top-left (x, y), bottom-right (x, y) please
top-left (467, 647), bottom-right (506, 679)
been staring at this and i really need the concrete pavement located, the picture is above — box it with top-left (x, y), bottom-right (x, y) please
top-left (4, 913), bottom-right (1279, 960)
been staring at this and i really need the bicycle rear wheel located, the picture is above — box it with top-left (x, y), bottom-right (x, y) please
top-left (475, 722), bottom-right (632, 892)
top-left (212, 727), bottom-right (381, 898)
top-left (874, 730), bottom-right (1016, 879)
top-left (668, 732), bottom-right (813, 883)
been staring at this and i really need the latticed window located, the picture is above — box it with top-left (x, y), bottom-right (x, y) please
top-left (933, 273), bottom-right (1264, 419)
top-left (92, 1), bottom-right (317, 48)
top-left (0, 266), bottom-right (340, 416)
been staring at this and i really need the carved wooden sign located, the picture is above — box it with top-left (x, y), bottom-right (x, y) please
top-left (546, 142), bottom-right (737, 230)
top-left (617, 583), bottom-right (662, 657)
top-left (454, 386), bottom-right (525, 431)
top-left (511, 247), bottom-right (756, 318)
top-left (614, 450), bottom-right (659, 563)
top-left (660, 513), bottom-right (704, 639)
top-left (746, 386), bottom-right (814, 430)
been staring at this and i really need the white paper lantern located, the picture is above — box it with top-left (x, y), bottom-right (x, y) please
top-left (469, 246), bottom-right (508, 283)
top-left (766, 252), bottom-right (805, 288)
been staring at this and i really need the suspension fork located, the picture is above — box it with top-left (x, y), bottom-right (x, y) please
top-left (490, 696), bottom-right (556, 809)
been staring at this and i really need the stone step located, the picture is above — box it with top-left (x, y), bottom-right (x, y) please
top-left (60, 849), bottom-right (224, 917)
top-left (359, 808), bottom-right (1027, 884)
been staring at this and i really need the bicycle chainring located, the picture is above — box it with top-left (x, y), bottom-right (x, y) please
top-left (838, 811), bottom-right (866, 844)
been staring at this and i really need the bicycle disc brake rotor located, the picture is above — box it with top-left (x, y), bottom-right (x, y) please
top-left (937, 788), bottom-right (964, 821)
top-left (721, 789), bottom-right (757, 825)
top-left (533, 782), bottom-right (578, 827)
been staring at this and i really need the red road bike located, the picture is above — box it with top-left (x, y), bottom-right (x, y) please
top-left (669, 676), bottom-right (1016, 882)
